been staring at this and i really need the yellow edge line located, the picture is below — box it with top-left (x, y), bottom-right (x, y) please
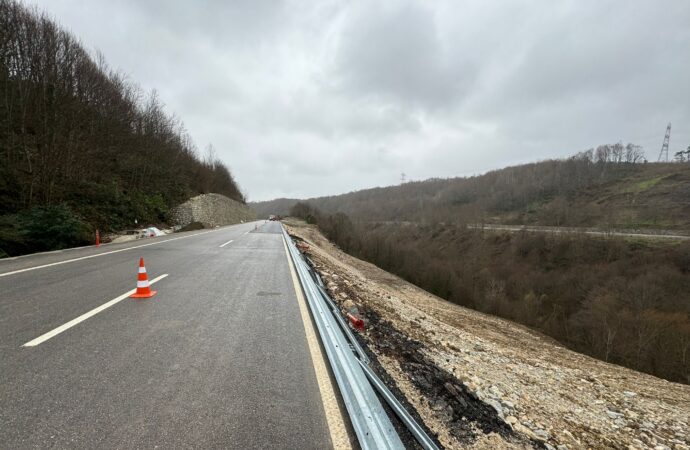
top-left (282, 236), bottom-right (352, 450)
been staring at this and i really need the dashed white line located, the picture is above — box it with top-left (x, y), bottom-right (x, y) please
top-left (219, 239), bottom-right (234, 248)
top-left (0, 229), bottom-right (220, 278)
top-left (22, 274), bottom-right (169, 347)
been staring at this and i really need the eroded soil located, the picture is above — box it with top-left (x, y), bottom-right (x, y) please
top-left (285, 219), bottom-right (690, 450)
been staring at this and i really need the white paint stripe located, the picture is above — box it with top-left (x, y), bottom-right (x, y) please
top-left (0, 229), bottom-right (220, 278)
top-left (22, 274), bottom-right (168, 347)
top-left (219, 239), bottom-right (234, 248)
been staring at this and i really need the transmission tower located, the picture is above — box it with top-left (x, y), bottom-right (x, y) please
top-left (400, 173), bottom-right (406, 184)
top-left (657, 122), bottom-right (671, 162)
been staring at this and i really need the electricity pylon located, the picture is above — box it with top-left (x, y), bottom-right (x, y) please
top-left (657, 123), bottom-right (671, 162)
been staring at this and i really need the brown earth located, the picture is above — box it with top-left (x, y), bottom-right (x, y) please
top-left (284, 218), bottom-right (690, 450)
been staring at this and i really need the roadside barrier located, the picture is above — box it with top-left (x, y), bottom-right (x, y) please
top-left (283, 225), bottom-right (440, 450)
top-left (130, 257), bottom-right (157, 298)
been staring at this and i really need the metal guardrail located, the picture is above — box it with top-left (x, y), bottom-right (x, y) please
top-left (358, 360), bottom-right (440, 450)
top-left (315, 283), bottom-right (370, 364)
top-left (282, 226), bottom-right (440, 450)
top-left (283, 226), bottom-right (403, 449)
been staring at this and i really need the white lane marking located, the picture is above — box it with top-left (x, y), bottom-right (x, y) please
top-left (22, 274), bottom-right (168, 347)
top-left (0, 229), bottom-right (221, 278)
top-left (219, 239), bottom-right (234, 248)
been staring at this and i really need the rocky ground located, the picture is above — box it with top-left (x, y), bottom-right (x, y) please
top-left (283, 219), bottom-right (690, 450)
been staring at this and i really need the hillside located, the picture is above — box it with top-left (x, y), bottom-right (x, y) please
top-left (285, 219), bottom-right (690, 450)
top-left (252, 157), bottom-right (690, 230)
top-left (0, 1), bottom-right (244, 257)
top-left (253, 157), bottom-right (690, 385)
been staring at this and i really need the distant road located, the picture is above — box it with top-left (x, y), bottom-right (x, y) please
top-left (467, 224), bottom-right (690, 240)
top-left (0, 221), bottom-right (339, 449)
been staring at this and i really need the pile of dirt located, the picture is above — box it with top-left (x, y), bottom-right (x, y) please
top-left (285, 218), bottom-right (690, 450)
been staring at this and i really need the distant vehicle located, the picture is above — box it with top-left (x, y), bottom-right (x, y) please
top-left (268, 215), bottom-right (279, 221)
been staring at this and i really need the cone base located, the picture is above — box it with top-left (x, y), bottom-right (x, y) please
top-left (131, 290), bottom-right (157, 298)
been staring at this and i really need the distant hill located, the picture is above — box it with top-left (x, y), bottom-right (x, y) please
top-left (252, 198), bottom-right (302, 219)
top-left (253, 157), bottom-right (690, 230)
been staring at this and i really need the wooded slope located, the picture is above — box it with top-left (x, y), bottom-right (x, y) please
top-left (253, 156), bottom-right (690, 230)
top-left (0, 1), bottom-right (244, 256)
top-left (276, 152), bottom-right (690, 384)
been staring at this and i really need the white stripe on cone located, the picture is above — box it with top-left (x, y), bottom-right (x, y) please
top-left (137, 281), bottom-right (150, 288)
top-left (138, 267), bottom-right (147, 273)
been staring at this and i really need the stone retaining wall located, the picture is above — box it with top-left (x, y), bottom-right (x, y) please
top-left (169, 193), bottom-right (255, 227)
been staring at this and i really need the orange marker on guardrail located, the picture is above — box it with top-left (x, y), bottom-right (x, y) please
top-left (347, 312), bottom-right (364, 331)
top-left (130, 257), bottom-right (157, 298)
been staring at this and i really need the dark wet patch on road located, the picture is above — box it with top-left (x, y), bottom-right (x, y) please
top-left (256, 291), bottom-right (282, 297)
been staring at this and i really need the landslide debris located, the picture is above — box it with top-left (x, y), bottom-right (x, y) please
top-left (284, 219), bottom-right (690, 450)
top-left (363, 308), bottom-right (535, 449)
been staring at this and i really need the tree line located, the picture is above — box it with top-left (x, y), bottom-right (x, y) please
top-left (292, 203), bottom-right (690, 384)
top-left (0, 0), bottom-right (244, 256)
top-left (256, 150), bottom-right (689, 230)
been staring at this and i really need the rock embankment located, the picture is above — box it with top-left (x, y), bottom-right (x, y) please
top-left (284, 218), bottom-right (690, 450)
top-left (169, 193), bottom-right (255, 228)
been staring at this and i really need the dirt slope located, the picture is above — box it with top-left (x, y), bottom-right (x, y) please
top-left (284, 219), bottom-right (690, 450)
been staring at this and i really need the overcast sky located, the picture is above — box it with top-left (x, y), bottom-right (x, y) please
top-left (31, 0), bottom-right (690, 201)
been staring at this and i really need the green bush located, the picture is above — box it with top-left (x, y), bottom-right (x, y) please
top-left (0, 214), bottom-right (25, 257)
top-left (17, 205), bottom-right (92, 252)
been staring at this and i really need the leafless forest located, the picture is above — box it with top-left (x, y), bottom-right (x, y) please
top-left (257, 154), bottom-right (689, 231)
top-left (289, 156), bottom-right (690, 384)
top-left (0, 1), bottom-right (243, 256)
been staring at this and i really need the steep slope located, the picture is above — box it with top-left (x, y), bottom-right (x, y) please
top-left (0, 1), bottom-right (245, 257)
top-left (285, 219), bottom-right (690, 450)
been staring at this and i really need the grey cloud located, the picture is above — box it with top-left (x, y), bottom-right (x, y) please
top-left (333, 2), bottom-right (474, 110)
top-left (129, 0), bottom-right (289, 49)
top-left (29, 0), bottom-right (690, 200)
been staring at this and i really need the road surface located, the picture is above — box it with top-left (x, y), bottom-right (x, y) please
top-left (0, 221), bottom-right (341, 449)
top-left (467, 224), bottom-right (690, 240)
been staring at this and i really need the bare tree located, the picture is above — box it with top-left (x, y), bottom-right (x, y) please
top-left (1, 0), bottom-right (246, 241)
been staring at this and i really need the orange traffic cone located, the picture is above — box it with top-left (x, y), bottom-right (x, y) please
top-left (130, 257), bottom-right (157, 298)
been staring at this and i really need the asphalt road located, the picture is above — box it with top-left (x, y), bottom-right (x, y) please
top-left (0, 221), bottom-right (334, 449)
top-left (467, 223), bottom-right (690, 240)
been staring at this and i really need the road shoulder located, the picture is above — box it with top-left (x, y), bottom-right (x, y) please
top-left (282, 235), bottom-right (353, 449)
